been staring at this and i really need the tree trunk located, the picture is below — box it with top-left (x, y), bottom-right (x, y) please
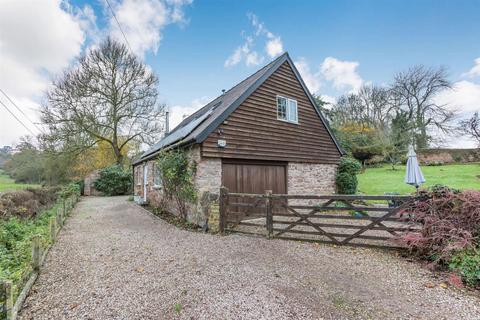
top-left (113, 144), bottom-right (123, 166)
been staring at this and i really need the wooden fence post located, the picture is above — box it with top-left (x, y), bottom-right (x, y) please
top-left (58, 207), bottom-right (64, 226)
top-left (63, 199), bottom-right (66, 217)
top-left (219, 187), bottom-right (229, 235)
top-left (56, 208), bottom-right (61, 228)
top-left (0, 281), bottom-right (13, 320)
top-left (32, 235), bottom-right (41, 271)
top-left (49, 216), bottom-right (56, 242)
top-left (265, 190), bottom-right (273, 239)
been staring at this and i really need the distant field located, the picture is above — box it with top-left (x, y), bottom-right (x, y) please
top-left (357, 163), bottom-right (480, 195)
top-left (0, 169), bottom-right (40, 192)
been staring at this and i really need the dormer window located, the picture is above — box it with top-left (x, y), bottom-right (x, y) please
top-left (277, 96), bottom-right (298, 124)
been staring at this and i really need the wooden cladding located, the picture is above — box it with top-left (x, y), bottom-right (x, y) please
top-left (202, 61), bottom-right (342, 164)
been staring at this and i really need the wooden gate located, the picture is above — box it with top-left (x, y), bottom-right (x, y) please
top-left (219, 187), bottom-right (416, 249)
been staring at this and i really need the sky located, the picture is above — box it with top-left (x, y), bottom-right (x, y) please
top-left (1, 0), bottom-right (479, 148)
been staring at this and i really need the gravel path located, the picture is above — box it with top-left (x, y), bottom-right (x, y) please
top-left (19, 196), bottom-right (479, 320)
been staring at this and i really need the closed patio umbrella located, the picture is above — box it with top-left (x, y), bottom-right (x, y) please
top-left (405, 145), bottom-right (426, 191)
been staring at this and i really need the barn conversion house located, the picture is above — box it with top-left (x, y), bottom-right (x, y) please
top-left (132, 52), bottom-right (343, 228)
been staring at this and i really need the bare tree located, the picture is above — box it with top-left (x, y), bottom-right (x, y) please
top-left (391, 65), bottom-right (455, 148)
top-left (459, 112), bottom-right (480, 145)
top-left (329, 85), bottom-right (394, 132)
top-left (42, 38), bottom-right (164, 165)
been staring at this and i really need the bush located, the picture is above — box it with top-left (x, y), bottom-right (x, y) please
top-left (157, 149), bottom-right (197, 220)
top-left (397, 186), bottom-right (480, 264)
top-left (0, 187), bottom-right (59, 219)
top-left (449, 249), bottom-right (480, 287)
top-left (0, 200), bottom-right (60, 300)
top-left (336, 157), bottom-right (361, 194)
top-left (58, 182), bottom-right (81, 199)
top-left (93, 165), bottom-right (132, 196)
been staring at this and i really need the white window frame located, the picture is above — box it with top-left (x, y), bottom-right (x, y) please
top-left (136, 167), bottom-right (142, 186)
top-left (153, 163), bottom-right (162, 189)
top-left (276, 95), bottom-right (298, 124)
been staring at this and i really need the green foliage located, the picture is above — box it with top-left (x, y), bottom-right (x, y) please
top-left (449, 249), bottom-right (480, 287)
top-left (1, 183), bottom-right (78, 300)
top-left (157, 149), bottom-right (197, 220)
top-left (382, 111), bottom-right (411, 170)
top-left (174, 303), bottom-right (183, 314)
top-left (4, 140), bottom-right (44, 184)
top-left (0, 201), bottom-right (59, 299)
top-left (93, 165), bottom-right (132, 196)
top-left (336, 157), bottom-right (361, 194)
top-left (58, 182), bottom-right (81, 199)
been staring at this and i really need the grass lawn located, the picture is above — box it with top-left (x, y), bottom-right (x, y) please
top-left (357, 163), bottom-right (480, 195)
top-left (0, 169), bottom-right (40, 192)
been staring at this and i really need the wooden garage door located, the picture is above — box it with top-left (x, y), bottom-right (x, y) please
top-left (222, 160), bottom-right (287, 219)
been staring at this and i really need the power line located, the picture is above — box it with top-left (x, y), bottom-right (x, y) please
top-left (0, 99), bottom-right (36, 136)
top-left (0, 88), bottom-right (45, 134)
top-left (105, 0), bottom-right (133, 52)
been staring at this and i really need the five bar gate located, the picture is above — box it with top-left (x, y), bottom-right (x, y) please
top-left (218, 187), bottom-right (416, 249)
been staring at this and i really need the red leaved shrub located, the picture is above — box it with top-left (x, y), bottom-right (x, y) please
top-left (397, 186), bottom-right (480, 264)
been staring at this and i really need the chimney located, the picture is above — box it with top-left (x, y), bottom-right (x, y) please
top-left (222, 89), bottom-right (226, 95)
top-left (165, 110), bottom-right (170, 134)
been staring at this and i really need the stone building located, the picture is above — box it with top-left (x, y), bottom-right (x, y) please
top-left (132, 52), bottom-right (344, 230)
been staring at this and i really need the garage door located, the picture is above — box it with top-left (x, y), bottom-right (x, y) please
top-left (222, 160), bottom-right (287, 219)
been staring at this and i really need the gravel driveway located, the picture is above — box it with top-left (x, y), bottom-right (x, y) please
top-left (19, 196), bottom-right (479, 320)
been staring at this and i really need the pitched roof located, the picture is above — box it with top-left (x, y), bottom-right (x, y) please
top-left (134, 52), bottom-right (343, 164)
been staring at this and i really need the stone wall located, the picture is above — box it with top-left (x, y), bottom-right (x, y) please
top-left (132, 145), bottom-right (222, 229)
top-left (287, 162), bottom-right (337, 206)
top-left (417, 148), bottom-right (480, 164)
top-left (287, 162), bottom-right (337, 194)
top-left (84, 170), bottom-right (102, 196)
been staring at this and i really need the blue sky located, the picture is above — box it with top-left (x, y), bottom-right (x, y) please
top-left (1, 0), bottom-right (479, 146)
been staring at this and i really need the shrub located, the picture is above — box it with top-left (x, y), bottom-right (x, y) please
top-left (449, 249), bottom-right (480, 287)
top-left (336, 157), bottom-right (361, 194)
top-left (397, 186), bottom-right (480, 264)
top-left (58, 182), bottom-right (81, 199)
top-left (157, 149), bottom-right (197, 220)
top-left (0, 187), bottom-right (59, 219)
top-left (93, 165), bottom-right (132, 196)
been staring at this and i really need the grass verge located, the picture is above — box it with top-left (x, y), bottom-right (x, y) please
top-left (358, 163), bottom-right (480, 195)
top-left (0, 170), bottom-right (40, 193)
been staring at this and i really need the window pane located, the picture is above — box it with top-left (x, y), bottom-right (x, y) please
top-left (288, 99), bottom-right (297, 122)
top-left (154, 164), bottom-right (162, 186)
top-left (277, 96), bottom-right (287, 120)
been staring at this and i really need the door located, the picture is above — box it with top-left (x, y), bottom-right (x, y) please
top-left (222, 160), bottom-right (287, 219)
top-left (143, 163), bottom-right (148, 202)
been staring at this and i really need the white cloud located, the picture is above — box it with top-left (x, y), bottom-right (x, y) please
top-left (225, 13), bottom-right (283, 67)
top-left (435, 80), bottom-right (480, 113)
top-left (108, 0), bottom-right (192, 58)
top-left (294, 58), bottom-right (322, 94)
top-left (463, 57), bottom-right (480, 78)
top-left (224, 36), bottom-right (263, 68)
top-left (320, 57), bottom-right (364, 93)
top-left (265, 36), bottom-right (283, 58)
top-left (0, 0), bottom-right (91, 145)
top-left (168, 97), bottom-right (212, 130)
top-left (321, 95), bottom-right (337, 105)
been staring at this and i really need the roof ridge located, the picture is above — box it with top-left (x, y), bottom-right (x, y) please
top-left (168, 53), bottom-right (288, 134)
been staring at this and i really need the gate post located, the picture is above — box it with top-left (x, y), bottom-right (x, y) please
top-left (265, 190), bottom-right (273, 239)
top-left (219, 187), bottom-right (229, 235)
top-left (0, 281), bottom-right (13, 320)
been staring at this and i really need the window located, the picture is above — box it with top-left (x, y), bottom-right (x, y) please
top-left (153, 163), bottom-right (162, 188)
top-left (136, 167), bottom-right (142, 186)
top-left (277, 96), bottom-right (298, 123)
